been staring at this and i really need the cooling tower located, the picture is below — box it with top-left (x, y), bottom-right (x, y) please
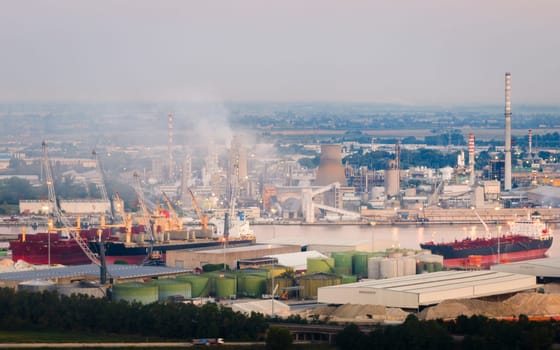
top-left (385, 160), bottom-right (400, 197)
top-left (315, 144), bottom-right (347, 186)
top-left (504, 72), bottom-right (512, 191)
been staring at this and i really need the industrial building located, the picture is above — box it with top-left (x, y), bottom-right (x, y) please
top-left (0, 264), bottom-right (190, 289)
top-left (317, 270), bottom-right (538, 310)
top-left (166, 244), bottom-right (300, 270)
top-left (491, 257), bottom-right (560, 278)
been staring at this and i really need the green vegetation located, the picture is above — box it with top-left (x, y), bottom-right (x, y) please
top-left (2, 288), bottom-right (560, 348)
top-left (266, 326), bottom-right (293, 350)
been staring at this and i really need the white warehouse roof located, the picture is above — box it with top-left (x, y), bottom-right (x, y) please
top-left (318, 270), bottom-right (537, 309)
top-left (265, 250), bottom-right (328, 271)
top-left (491, 257), bottom-right (560, 278)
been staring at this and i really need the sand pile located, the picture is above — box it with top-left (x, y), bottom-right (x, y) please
top-left (419, 293), bottom-right (560, 320)
top-left (303, 303), bottom-right (409, 323)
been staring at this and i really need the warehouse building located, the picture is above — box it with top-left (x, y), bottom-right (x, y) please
top-left (166, 244), bottom-right (300, 270)
top-left (317, 270), bottom-right (538, 310)
top-left (491, 257), bottom-right (560, 278)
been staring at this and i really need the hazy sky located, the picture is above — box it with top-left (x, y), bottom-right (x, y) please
top-left (1, 1), bottom-right (559, 105)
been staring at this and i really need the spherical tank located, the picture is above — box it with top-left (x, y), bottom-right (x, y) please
top-left (112, 282), bottom-right (158, 304)
top-left (315, 144), bottom-right (347, 186)
top-left (149, 279), bottom-right (192, 302)
top-left (307, 258), bottom-right (334, 274)
top-left (176, 275), bottom-right (210, 298)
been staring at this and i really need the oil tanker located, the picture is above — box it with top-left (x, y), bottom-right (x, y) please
top-left (9, 223), bottom-right (256, 266)
top-left (420, 216), bottom-right (553, 269)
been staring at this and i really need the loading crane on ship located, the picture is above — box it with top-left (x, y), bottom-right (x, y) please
top-left (188, 188), bottom-right (209, 233)
top-left (42, 141), bottom-right (101, 266)
top-left (161, 191), bottom-right (183, 231)
top-left (132, 172), bottom-right (156, 265)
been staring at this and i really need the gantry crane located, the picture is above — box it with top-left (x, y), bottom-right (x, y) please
top-left (42, 141), bottom-right (100, 266)
top-left (188, 188), bottom-right (208, 232)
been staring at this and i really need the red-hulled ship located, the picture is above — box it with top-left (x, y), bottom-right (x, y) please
top-left (420, 216), bottom-right (553, 269)
top-left (9, 224), bottom-right (256, 265)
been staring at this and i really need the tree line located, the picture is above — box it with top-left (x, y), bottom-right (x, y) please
top-left (2, 287), bottom-right (560, 349)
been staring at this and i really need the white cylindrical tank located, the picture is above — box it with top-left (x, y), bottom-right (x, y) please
top-left (396, 258), bottom-right (405, 277)
top-left (379, 258), bottom-right (398, 279)
top-left (402, 257), bottom-right (417, 276)
top-left (367, 257), bottom-right (382, 279)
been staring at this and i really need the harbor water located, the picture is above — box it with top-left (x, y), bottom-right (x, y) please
top-left (252, 223), bottom-right (560, 258)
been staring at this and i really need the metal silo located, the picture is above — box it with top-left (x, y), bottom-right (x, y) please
top-left (332, 252), bottom-right (352, 275)
top-left (307, 257), bottom-right (334, 274)
top-left (149, 279), bottom-right (192, 302)
top-left (112, 282), bottom-right (158, 304)
top-left (176, 275), bottom-right (210, 298)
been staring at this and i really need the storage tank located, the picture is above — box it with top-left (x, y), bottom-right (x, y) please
top-left (367, 257), bottom-right (382, 279)
top-left (307, 257), bottom-right (334, 274)
top-left (112, 282), bottom-right (158, 304)
top-left (331, 252), bottom-right (352, 275)
top-left (379, 258), bottom-right (398, 279)
top-left (341, 275), bottom-right (358, 284)
top-left (215, 276), bottom-right (236, 299)
top-left (176, 275), bottom-right (210, 298)
top-left (352, 252), bottom-right (369, 277)
top-left (402, 257), bottom-right (417, 276)
top-left (266, 277), bottom-right (294, 295)
top-left (298, 273), bottom-right (342, 299)
top-left (57, 281), bottom-right (106, 298)
top-left (149, 279), bottom-right (192, 302)
top-left (18, 280), bottom-right (56, 293)
top-left (395, 257), bottom-right (405, 277)
top-left (238, 274), bottom-right (267, 298)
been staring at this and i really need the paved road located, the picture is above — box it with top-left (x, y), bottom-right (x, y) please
top-left (0, 342), bottom-right (263, 348)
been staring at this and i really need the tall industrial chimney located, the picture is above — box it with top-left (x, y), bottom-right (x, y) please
top-left (528, 129), bottom-right (533, 156)
top-left (469, 133), bottom-right (475, 186)
top-left (504, 73), bottom-right (512, 191)
top-left (168, 112), bottom-right (174, 181)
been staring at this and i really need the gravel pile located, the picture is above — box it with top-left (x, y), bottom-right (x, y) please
top-left (419, 293), bottom-right (560, 320)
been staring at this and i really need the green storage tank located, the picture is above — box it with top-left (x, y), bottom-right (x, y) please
top-left (176, 275), bottom-right (210, 298)
top-left (352, 252), bottom-right (369, 277)
top-left (341, 275), bottom-right (358, 284)
top-left (149, 279), bottom-right (192, 302)
top-left (215, 276), bottom-right (236, 299)
top-left (112, 282), bottom-right (158, 304)
top-left (332, 252), bottom-right (352, 275)
top-left (239, 275), bottom-right (267, 298)
top-left (307, 257), bottom-right (334, 274)
top-left (265, 277), bottom-right (294, 295)
top-left (298, 273), bottom-right (341, 299)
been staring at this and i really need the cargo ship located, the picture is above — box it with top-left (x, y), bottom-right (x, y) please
top-left (420, 216), bottom-right (553, 269)
top-left (9, 223), bottom-right (256, 266)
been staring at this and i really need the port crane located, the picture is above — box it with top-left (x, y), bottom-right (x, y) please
top-left (132, 172), bottom-right (156, 264)
top-left (188, 188), bottom-right (208, 232)
top-left (161, 191), bottom-right (183, 231)
top-left (42, 141), bottom-right (101, 266)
